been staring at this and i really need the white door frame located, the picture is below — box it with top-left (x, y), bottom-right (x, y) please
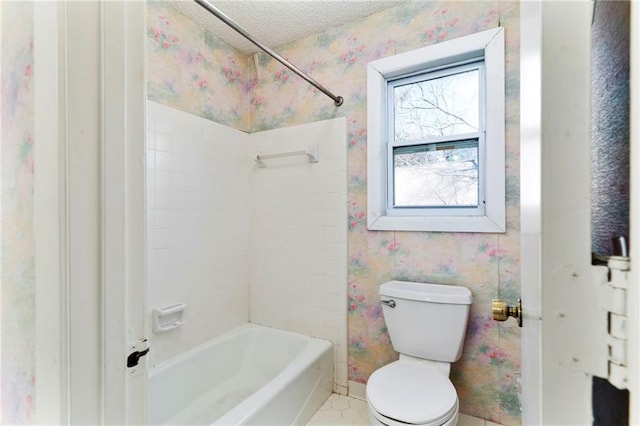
top-left (102, 1), bottom-right (147, 424)
top-left (34, 2), bottom-right (66, 423)
top-left (628, 2), bottom-right (640, 423)
top-left (33, 1), bottom-right (147, 424)
top-left (519, 1), bottom-right (542, 424)
top-left (35, 2), bottom-right (104, 423)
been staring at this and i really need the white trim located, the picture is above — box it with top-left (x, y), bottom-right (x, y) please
top-left (65, 2), bottom-right (103, 422)
top-left (347, 380), bottom-right (366, 401)
top-left (369, 28), bottom-right (501, 79)
top-left (519, 1), bottom-right (542, 424)
top-left (389, 132), bottom-right (481, 148)
top-left (34, 2), bottom-right (66, 424)
top-left (102, 2), bottom-right (147, 424)
top-left (483, 27), bottom-right (506, 232)
top-left (628, 1), bottom-right (639, 423)
top-left (124, 1), bottom-right (148, 422)
top-left (102, 2), bottom-right (128, 423)
top-left (44, 2), bottom-right (147, 423)
top-left (367, 27), bottom-right (505, 233)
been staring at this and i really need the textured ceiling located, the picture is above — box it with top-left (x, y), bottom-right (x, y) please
top-left (171, 0), bottom-right (407, 54)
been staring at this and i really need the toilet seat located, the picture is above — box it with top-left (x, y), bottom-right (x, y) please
top-left (367, 360), bottom-right (458, 425)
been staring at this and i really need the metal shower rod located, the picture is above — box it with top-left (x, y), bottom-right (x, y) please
top-left (193, 0), bottom-right (344, 107)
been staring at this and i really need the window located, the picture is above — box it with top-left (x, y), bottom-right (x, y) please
top-left (389, 62), bottom-right (483, 214)
top-left (367, 27), bottom-right (505, 232)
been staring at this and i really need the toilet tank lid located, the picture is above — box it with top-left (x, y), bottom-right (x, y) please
top-left (380, 281), bottom-right (472, 305)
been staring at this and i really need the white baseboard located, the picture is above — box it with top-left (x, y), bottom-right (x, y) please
top-left (347, 380), bottom-right (366, 400)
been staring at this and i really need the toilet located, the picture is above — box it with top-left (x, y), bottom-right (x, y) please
top-left (366, 281), bottom-right (472, 426)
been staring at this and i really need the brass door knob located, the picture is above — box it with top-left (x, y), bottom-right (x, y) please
top-left (492, 299), bottom-right (522, 327)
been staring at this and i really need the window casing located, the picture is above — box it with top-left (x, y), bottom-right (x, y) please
top-left (367, 27), bottom-right (505, 232)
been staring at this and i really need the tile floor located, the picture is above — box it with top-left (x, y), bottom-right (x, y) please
top-left (306, 394), bottom-right (369, 425)
top-left (306, 393), bottom-right (503, 426)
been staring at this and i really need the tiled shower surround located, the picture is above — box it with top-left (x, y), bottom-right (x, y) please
top-left (146, 101), bottom-right (348, 390)
top-left (249, 118), bottom-right (348, 392)
top-left (147, 1), bottom-right (521, 424)
top-left (146, 101), bottom-right (252, 366)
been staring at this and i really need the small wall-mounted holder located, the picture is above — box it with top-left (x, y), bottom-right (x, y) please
top-left (153, 303), bottom-right (187, 333)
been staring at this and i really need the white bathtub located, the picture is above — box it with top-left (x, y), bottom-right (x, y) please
top-left (147, 323), bottom-right (333, 425)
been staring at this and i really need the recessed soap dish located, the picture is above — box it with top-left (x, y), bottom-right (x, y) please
top-left (153, 303), bottom-right (187, 333)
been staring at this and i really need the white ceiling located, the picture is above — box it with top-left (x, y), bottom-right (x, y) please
top-left (171, 0), bottom-right (407, 54)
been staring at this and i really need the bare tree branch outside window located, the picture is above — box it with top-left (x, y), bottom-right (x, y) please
top-left (392, 68), bottom-right (480, 207)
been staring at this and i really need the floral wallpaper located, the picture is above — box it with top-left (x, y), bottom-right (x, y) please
top-left (1, 1), bottom-right (36, 424)
top-left (147, 1), bottom-right (252, 132)
top-left (147, 1), bottom-right (521, 424)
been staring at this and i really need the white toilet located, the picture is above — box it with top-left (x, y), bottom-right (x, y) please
top-left (366, 281), bottom-right (472, 426)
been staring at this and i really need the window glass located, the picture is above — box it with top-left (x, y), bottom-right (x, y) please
top-left (393, 68), bottom-right (480, 141)
top-left (393, 140), bottom-right (479, 207)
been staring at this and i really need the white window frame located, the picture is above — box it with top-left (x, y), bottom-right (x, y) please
top-left (367, 27), bottom-right (505, 233)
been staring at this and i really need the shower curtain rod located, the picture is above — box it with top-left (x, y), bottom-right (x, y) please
top-left (194, 0), bottom-right (344, 107)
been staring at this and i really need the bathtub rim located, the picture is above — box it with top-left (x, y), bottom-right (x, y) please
top-left (148, 322), bottom-right (330, 374)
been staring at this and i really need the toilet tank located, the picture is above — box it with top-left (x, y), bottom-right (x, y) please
top-left (380, 281), bottom-right (472, 362)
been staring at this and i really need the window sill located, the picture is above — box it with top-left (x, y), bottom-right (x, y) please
top-left (367, 212), bottom-right (505, 233)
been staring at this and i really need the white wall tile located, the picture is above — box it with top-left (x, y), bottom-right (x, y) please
top-left (147, 101), bottom-right (251, 365)
top-left (155, 130), bottom-right (172, 152)
top-left (248, 118), bottom-right (348, 389)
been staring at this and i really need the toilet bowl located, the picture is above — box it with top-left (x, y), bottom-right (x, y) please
top-left (366, 359), bottom-right (458, 426)
top-left (365, 281), bottom-right (472, 426)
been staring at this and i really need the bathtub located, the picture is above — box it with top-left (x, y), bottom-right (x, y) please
top-left (147, 323), bottom-right (333, 425)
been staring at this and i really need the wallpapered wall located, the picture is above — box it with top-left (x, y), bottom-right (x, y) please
top-left (147, 1), bottom-right (251, 132)
top-left (1, 1), bottom-right (36, 424)
top-left (147, 2), bottom-right (521, 424)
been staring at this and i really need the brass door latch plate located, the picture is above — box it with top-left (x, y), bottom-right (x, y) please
top-left (492, 299), bottom-right (522, 327)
